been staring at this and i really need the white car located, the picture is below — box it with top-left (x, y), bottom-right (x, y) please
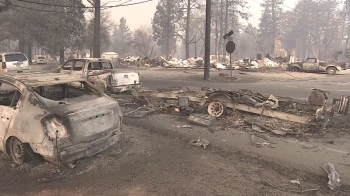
top-left (0, 52), bottom-right (31, 73)
top-left (33, 55), bottom-right (47, 64)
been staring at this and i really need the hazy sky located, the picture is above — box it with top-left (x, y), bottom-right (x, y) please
top-left (83, 0), bottom-right (298, 30)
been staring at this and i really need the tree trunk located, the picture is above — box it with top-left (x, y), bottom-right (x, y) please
top-left (60, 47), bottom-right (65, 65)
top-left (218, 0), bottom-right (224, 59)
top-left (27, 39), bottom-right (32, 64)
top-left (215, 1), bottom-right (218, 59)
top-left (194, 32), bottom-right (197, 57)
top-left (165, 1), bottom-right (171, 57)
top-left (19, 37), bottom-right (25, 53)
top-left (271, 0), bottom-right (276, 53)
top-left (7, 40), bottom-right (11, 52)
top-left (185, 0), bottom-right (191, 59)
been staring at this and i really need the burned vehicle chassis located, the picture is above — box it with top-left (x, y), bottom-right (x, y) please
top-left (0, 73), bottom-right (122, 165)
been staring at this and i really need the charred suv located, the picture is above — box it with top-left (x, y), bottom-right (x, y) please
top-left (287, 58), bottom-right (344, 75)
top-left (0, 73), bottom-right (122, 164)
top-left (53, 58), bottom-right (141, 93)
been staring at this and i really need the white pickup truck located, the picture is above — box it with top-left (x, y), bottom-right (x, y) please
top-left (53, 58), bottom-right (141, 93)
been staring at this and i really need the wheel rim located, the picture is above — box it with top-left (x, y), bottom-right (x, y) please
top-left (208, 101), bottom-right (225, 117)
top-left (328, 69), bottom-right (335, 74)
top-left (11, 138), bottom-right (24, 164)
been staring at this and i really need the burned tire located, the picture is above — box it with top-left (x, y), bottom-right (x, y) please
top-left (208, 101), bottom-right (227, 118)
top-left (326, 67), bottom-right (337, 75)
top-left (291, 67), bottom-right (300, 72)
top-left (8, 137), bottom-right (35, 164)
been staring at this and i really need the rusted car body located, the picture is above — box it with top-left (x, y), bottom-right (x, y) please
top-left (0, 73), bottom-right (122, 164)
top-left (287, 58), bottom-right (344, 75)
top-left (53, 58), bottom-right (141, 93)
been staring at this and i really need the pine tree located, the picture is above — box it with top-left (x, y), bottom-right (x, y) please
top-left (112, 17), bottom-right (133, 57)
top-left (258, 0), bottom-right (283, 54)
top-left (152, 0), bottom-right (183, 56)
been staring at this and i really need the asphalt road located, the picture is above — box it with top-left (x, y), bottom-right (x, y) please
top-left (142, 75), bottom-right (350, 101)
top-left (31, 64), bottom-right (350, 100)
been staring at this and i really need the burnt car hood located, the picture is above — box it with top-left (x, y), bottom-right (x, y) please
top-left (47, 96), bottom-right (122, 144)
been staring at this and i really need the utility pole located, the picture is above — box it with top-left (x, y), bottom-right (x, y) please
top-left (93, 0), bottom-right (101, 58)
top-left (204, 0), bottom-right (211, 80)
top-left (185, 0), bottom-right (191, 59)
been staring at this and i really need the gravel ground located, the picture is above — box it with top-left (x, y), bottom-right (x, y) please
top-left (0, 124), bottom-right (348, 196)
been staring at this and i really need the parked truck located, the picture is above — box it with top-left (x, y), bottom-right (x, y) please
top-left (52, 58), bottom-right (141, 93)
top-left (287, 58), bottom-right (344, 75)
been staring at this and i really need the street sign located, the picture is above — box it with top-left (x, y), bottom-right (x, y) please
top-left (226, 41), bottom-right (235, 54)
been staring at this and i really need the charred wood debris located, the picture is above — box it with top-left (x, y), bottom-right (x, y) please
top-left (113, 87), bottom-right (350, 139)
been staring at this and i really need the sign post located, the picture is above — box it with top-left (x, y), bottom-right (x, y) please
top-left (225, 39), bottom-right (235, 78)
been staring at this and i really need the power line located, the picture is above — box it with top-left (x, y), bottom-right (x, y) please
top-left (16, 0), bottom-right (152, 9)
top-left (9, 0), bottom-right (153, 13)
top-left (10, 3), bottom-right (73, 13)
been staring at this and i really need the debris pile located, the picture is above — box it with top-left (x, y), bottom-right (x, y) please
top-left (128, 87), bottom-right (349, 137)
top-left (243, 58), bottom-right (280, 70)
top-left (323, 163), bottom-right (341, 190)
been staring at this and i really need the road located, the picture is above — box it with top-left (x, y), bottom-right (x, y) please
top-left (142, 74), bottom-right (350, 100)
top-left (32, 64), bottom-right (350, 100)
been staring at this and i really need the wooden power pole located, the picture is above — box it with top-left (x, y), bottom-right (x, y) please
top-left (93, 0), bottom-right (101, 58)
top-left (204, 0), bottom-right (211, 80)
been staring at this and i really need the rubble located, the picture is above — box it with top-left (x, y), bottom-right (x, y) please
top-left (250, 135), bottom-right (271, 148)
top-left (187, 114), bottom-right (217, 127)
top-left (323, 163), bottom-right (341, 190)
top-left (130, 86), bottom-right (349, 138)
top-left (242, 58), bottom-right (280, 70)
top-left (308, 89), bottom-right (329, 106)
top-left (124, 107), bottom-right (155, 118)
top-left (189, 138), bottom-right (210, 149)
top-left (290, 179), bottom-right (301, 185)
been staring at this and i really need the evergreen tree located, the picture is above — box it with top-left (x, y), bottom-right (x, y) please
top-left (258, 0), bottom-right (283, 54)
top-left (152, 0), bottom-right (183, 56)
top-left (111, 17), bottom-right (133, 57)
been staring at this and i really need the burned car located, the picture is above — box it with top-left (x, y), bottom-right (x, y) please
top-left (53, 58), bottom-right (141, 93)
top-left (0, 73), bottom-right (122, 164)
top-left (287, 58), bottom-right (344, 75)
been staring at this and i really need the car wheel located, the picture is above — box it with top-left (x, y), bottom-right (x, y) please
top-left (8, 137), bottom-right (35, 164)
top-left (208, 101), bottom-right (227, 118)
top-left (327, 67), bottom-right (336, 75)
top-left (291, 67), bottom-right (300, 72)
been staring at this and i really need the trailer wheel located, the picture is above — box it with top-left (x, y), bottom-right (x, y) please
top-left (326, 67), bottom-right (336, 75)
top-left (208, 101), bottom-right (227, 118)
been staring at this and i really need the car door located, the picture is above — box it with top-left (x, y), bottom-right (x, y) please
top-left (303, 58), bottom-right (318, 71)
top-left (71, 60), bottom-right (86, 79)
top-left (61, 60), bottom-right (74, 74)
top-left (0, 81), bottom-right (23, 151)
